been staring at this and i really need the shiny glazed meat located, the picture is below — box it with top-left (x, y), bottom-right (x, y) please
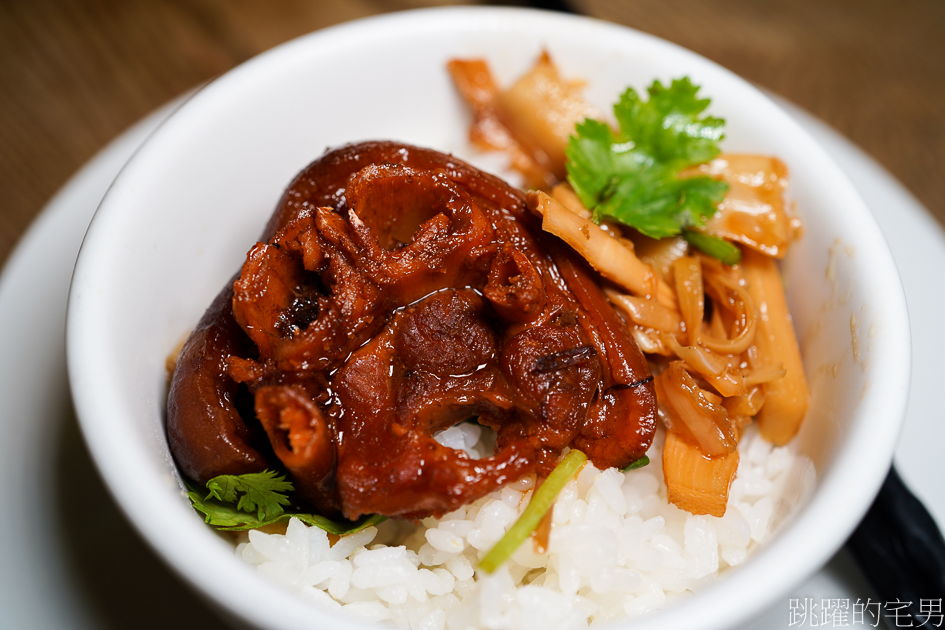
top-left (167, 141), bottom-right (657, 520)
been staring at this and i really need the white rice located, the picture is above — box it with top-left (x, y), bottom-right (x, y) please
top-left (235, 424), bottom-right (797, 629)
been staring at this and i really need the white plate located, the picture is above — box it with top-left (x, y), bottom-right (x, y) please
top-left (0, 98), bottom-right (938, 630)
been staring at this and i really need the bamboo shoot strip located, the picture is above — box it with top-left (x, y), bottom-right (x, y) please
top-left (740, 248), bottom-right (810, 445)
top-left (662, 429), bottom-right (739, 517)
top-left (528, 191), bottom-right (676, 308)
top-left (478, 450), bottom-right (587, 573)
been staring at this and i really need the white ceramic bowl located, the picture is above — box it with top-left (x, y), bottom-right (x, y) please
top-left (67, 7), bottom-right (910, 630)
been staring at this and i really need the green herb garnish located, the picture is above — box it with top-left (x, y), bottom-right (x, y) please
top-left (204, 470), bottom-right (293, 521)
top-left (478, 449), bottom-right (587, 574)
top-left (187, 471), bottom-right (386, 534)
top-left (566, 77), bottom-right (733, 261)
top-left (620, 454), bottom-right (650, 473)
top-left (681, 230), bottom-right (741, 265)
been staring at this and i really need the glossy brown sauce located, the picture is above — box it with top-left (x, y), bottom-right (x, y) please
top-left (167, 141), bottom-right (656, 520)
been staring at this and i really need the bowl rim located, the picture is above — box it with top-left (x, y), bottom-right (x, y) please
top-left (66, 6), bottom-right (911, 630)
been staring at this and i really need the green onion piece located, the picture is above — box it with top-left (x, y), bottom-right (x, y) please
top-left (682, 230), bottom-right (742, 265)
top-left (478, 449), bottom-right (587, 574)
top-left (620, 455), bottom-right (650, 472)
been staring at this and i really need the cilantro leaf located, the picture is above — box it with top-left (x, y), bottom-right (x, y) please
top-left (566, 77), bottom-right (730, 244)
top-left (612, 78), bottom-right (724, 168)
top-left (188, 486), bottom-right (261, 528)
top-left (187, 472), bottom-right (386, 535)
top-left (205, 470), bottom-right (293, 522)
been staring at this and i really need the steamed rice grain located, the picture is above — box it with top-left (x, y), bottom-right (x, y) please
top-left (235, 425), bottom-right (799, 629)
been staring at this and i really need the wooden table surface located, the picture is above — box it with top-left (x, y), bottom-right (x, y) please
top-left (2, 0), bottom-right (944, 268)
